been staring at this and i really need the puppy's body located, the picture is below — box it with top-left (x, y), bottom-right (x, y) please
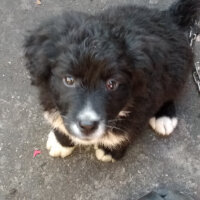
top-left (24, 0), bottom-right (200, 161)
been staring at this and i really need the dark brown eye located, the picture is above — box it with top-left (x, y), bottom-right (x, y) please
top-left (106, 79), bottom-right (119, 91)
top-left (63, 76), bottom-right (75, 87)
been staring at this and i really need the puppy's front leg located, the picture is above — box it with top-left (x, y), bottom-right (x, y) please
top-left (46, 129), bottom-right (75, 158)
top-left (95, 144), bottom-right (128, 162)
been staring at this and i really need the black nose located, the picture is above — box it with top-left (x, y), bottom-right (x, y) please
top-left (78, 120), bottom-right (99, 135)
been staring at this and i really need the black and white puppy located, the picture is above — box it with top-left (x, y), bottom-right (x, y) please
top-left (24, 0), bottom-right (200, 162)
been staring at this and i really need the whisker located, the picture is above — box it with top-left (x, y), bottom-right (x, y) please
top-left (61, 115), bottom-right (68, 120)
top-left (106, 125), bottom-right (128, 134)
top-left (108, 118), bottom-right (132, 123)
top-left (108, 119), bottom-right (124, 122)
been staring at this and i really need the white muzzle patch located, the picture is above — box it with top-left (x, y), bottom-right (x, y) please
top-left (70, 101), bottom-right (105, 141)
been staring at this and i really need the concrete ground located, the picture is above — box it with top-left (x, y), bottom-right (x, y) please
top-left (0, 0), bottom-right (200, 199)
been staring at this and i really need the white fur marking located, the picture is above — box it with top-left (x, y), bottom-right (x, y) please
top-left (95, 147), bottom-right (115, 162)
top-left (149, 116), bottom-right (178, 136)
top-left (71, 123), bottom-right (82, 137)
top-left (46, 131), bottom-right (75, 158)
top-left (78, 102), bottom-right (100, 121)
top-left (67, 130), bottom-right (128, 147)
top-left (118, 111), bottom-right (131, 117)
top-left (99, 131), bottom-right (128, 147)
top-left (43, 110), bottom-right (128, 147)
top-left (70, 122), bottom-right (105, 142)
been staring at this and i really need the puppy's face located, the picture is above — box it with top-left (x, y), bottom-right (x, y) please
top-left (50, 43), bottom-right (132, 142)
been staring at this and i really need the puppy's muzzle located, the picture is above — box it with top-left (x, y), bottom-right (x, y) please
top-left (78, 120), bottom-right (99, 136)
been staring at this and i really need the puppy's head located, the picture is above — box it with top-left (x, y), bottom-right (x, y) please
top-left (24, 19), bottom-right (141, 142)
top-left (50, 40), bottom-right (132, 141)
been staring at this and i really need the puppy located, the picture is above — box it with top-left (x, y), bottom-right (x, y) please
top-left (24, 0), bottom-right (200, 162)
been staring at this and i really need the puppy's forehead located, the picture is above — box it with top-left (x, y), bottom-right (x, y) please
top-left (69, 56), bottom-right (114, 86)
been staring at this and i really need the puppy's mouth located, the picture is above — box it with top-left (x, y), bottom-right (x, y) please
top-left (69, 121), bottom-right (106, 141)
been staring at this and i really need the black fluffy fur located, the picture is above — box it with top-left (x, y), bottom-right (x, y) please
top-left (54, 129), bottom-right (75, 147)
top-left (24, 0), bottom-right (200, 160)
top-left (169, 0), bottom-right (200, 28)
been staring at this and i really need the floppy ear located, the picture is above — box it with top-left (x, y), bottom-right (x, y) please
top-left (125, 35), bottom-right (168, 95)
top-left (24, 30), bottom-right (58, 85)
top-left (127, 35), bottom-right (167, 71)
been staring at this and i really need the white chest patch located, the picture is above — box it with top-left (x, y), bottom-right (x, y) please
top-left (44, 110), bottom-right (129, 148)
top-left (99, 131), bottom-right (129, 148)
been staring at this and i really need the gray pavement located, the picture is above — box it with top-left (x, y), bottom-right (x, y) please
top-left (0, 0), bottom-right (200, 199)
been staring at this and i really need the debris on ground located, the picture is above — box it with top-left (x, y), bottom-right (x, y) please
top-left (33, 150), bottom-right (41, 158)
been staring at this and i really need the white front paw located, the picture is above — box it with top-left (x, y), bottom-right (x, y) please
top-left (149, 116), bottom-right (178, 136)
top-left (95, 146), bottom-right (115, 162)
top-left (46, 131), bottom-right (75, 158)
